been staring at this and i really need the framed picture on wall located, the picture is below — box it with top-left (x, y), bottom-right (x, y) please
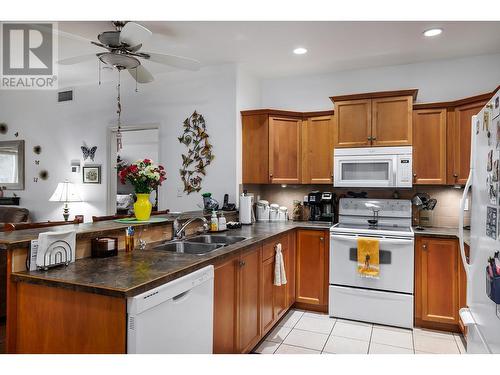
top-left (82, 165), bottom-right (101, 184)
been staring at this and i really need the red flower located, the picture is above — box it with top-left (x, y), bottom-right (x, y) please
top-left (144, 159), bottom-right (151, 164)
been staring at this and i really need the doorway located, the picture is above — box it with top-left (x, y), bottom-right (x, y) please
top-left (107, 125), bottom-right (160, 215)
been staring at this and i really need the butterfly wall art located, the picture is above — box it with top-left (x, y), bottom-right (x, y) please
top-left (178, 111), bottom-right (214, 194)
top-left (81, 145), bottom-right (97, 162)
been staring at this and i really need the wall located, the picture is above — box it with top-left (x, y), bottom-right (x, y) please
top-left (243, 184), bottom-right (470, 228)
top-left (0, 64), bottom-right (238, 221)
top-left (260, 53), bottom-right (500, 111)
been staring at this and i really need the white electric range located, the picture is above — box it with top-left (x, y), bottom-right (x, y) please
top-left (329, 198), bottom-right (415, 329)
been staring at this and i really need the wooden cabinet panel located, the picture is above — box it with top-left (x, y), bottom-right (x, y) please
top-left (242, 114), bottom-right (269, 184)
top-left (448, 101), bottom-right (487, 185)
top-left (274, 236), bottom-right (289, 318)
top-left (415, 237), bottom-right (459, 325)
top-left (412, 108), bottom-right (447, 184)
top-left (213, 256), bottom-right (238, 354)
top-left (372, 96), bottom-right (412, 146)
top-left (333, 99), bottom-right (372, 148)
top-left (261, 256), bottom-right (275, 334)
top-left (16, 283), bottom-right (125, 354)
top-left (286, 231), bottom-right (296, 308)
top-left (302, 115), bottom-right (334, 183)
top-left (296, 229), bottom-right (327, 306)
top-left (238, 245), bottom-right (261, 353)
top-left (269, 117), bottom-right (302, 184)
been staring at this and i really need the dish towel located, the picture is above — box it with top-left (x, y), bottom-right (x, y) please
top-left (357, 237), bottom-right (380, 278)
top-left (274, 243), bottom-right (287, 286)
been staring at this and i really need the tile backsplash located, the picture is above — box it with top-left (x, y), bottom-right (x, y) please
top-left (241, 184), bottom-right (470, 228)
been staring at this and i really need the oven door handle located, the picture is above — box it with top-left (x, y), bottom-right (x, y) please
top-left (331, 234), bottom-right (413, 245)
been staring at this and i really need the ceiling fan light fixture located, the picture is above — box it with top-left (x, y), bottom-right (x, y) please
top-left (99, 53), bottom-right (140, 70)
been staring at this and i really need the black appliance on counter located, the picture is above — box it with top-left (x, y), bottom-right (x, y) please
top-left (307, 191), bottom-right (337, 222)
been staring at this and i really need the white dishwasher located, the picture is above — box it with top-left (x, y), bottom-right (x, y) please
top-left (127, 265), bottom-right (214, 354)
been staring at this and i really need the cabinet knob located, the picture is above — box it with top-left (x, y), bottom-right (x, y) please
top-left (413, 173), bottom-right (417, 177)
top-left (371, 136), bottom-right (377, 141)
top-left (320, 237), bottom-right (324, 241)
top-left (367, 136), bottom-right (372, 141)
top-left (422, 244), bottom-right (427, 250)
top-left (453, 173), bottom-right (458, 178)
top-left (239, 260), bottom-right (246, 267)
top-left (270, 174), bottom-right (273, 178)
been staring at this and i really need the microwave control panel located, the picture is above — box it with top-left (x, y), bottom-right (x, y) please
top-left (397, 155), bottom-right (412, 187)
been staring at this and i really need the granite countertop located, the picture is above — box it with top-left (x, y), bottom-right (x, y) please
top-left (0, 210), bottom-right (237, 250)
top-left (11, 221), bottom-right (331, 298)
top-left (413, 226), bottom-right (471, 246)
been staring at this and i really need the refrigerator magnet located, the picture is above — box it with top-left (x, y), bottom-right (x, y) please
top-left (488, 149), bottom-right (493, 171)
top-left (489, 181), bottom-right (498, 205)
top-left (484, 110), bottom-right (490, 132)
top-left (493, 94), bottom-right (500, 119)
top-left (493, 159), bottom-right (499, 182)
top-left (496, 119), bottom-right (500, 150)
top-left (476, 118), bottom-right (481, 135)
top-left (486, 206), bottom-right (498, 240)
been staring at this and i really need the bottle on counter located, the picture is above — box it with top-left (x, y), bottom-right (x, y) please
top-left (210, 210), bottom-right (219, 232)
top-left (125, 226), bottom-right (135, 252)
top-left (218, 211), bottom-right (227, 231)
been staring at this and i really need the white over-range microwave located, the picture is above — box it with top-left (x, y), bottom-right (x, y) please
top-left (333, 146), bottom-right (412, 188)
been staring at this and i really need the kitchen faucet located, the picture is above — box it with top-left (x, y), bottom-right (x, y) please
top-left (173, 216), bottom-right (209, 240)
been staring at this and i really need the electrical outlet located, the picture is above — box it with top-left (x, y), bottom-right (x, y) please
top-left (177, 187), bottom-right (183, 198)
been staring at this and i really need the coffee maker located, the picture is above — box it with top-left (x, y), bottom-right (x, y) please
top-left (307, 191), bottom-right (336, 222)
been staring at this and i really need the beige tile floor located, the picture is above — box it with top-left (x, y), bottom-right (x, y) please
top-left (253, 309), bottom-right (465, 354)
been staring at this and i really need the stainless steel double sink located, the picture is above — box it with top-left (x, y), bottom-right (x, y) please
top-left (154, 235), bottom-right (248, 255)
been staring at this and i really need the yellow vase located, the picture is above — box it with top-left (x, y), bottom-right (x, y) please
top-left (134, 193), bottom-right (152, 221)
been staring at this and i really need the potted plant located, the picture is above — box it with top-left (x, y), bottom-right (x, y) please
top-left (118, 159), bottom-right (166, 221)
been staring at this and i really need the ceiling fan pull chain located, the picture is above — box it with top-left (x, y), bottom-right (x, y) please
top-left (98, 60), bottom-right (101, 86)
top-left (116, 70), bottom-right (123, 153)
top-left (135, 68), bottom-right (138, 92)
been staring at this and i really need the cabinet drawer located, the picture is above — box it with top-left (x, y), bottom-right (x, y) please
top-left (262, 235), bottom-right (288, 261)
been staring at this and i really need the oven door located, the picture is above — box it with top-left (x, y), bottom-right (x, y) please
top-left (330, 233), bottom-right (414, 294)
top-left (333, 154), bottom-right (396, 188)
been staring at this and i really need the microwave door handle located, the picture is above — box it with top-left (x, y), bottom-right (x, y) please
top-left (392, 158), bottom-right (397, 185)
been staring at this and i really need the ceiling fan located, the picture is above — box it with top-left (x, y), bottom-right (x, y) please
top-left (57, 21), bottom-right (201, 83)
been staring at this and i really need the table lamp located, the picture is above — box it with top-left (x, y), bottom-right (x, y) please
top-left (49, 180), bottom-right (82, 221)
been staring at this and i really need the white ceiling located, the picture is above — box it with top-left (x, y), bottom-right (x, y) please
top-left (56, 21), bottom-right (500, 86)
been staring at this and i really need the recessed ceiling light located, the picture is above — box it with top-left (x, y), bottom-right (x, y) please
top-left (293, 47), bottom-right (307, 55)
top-left (423, 28), bottom-right (443, 37)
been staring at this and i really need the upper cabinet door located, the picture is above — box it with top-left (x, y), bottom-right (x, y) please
top-left (412, 108), bottom-right (447, 185)
top-left (372, 96), bottom-right (413, 146)
top-left (269, 116), bottom-right (302, 184)
top-left (242, 114), bottom-right (269, 184)
top-left (448, 100), bottom-right (487, 185)
top-left (333, 99), bottom-right (372, 148)
top-left (302, 115), bottom-right (334, 184)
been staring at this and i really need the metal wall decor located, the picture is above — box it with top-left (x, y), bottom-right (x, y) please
top-left (81, 144), bottom-right (97, 161)
top-left (33, 145), bottom-right (42, 154)
top-left (178, 111), bottom-right (214, 194)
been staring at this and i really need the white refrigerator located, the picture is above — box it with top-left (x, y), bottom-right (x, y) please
top-left (459, 89), bottom-right (500, 354)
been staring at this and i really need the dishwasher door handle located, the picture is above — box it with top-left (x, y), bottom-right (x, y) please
top-left (172, 290), bottom-right (191, 303)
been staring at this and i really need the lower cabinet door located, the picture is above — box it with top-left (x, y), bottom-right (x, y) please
top-left (213, 257), bottom-right (238, 353)
top-left (261, 256), bottom-right (275, 333)
top-left (238, 245), bottom-right (261, 353)
top-left (286, 231), bottom-right (296, 308)
top-left (273, 236), bottom-right (289, 319)
top-left (296, 229), bottom-right (327, 306)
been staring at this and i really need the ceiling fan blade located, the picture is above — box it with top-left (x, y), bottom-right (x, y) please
top-left (119, 22), bottom-right (152, 48)
top-left (57, 54), bottom-right (98, 65)
top-left (145, 52), bottom-right (201, 71)
top-left (128, 65), bottom-right (154, 83)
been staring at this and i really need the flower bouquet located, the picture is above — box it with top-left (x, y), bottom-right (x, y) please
top-left (118, 159), bottom-right (166, 220)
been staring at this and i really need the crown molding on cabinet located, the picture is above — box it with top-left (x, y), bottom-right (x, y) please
top-left (413, 85), bottom-right (500, 110)
top-left (240, 109), bottom-right (334, 119)
top-left (329, 89), bottom-right (419, 103)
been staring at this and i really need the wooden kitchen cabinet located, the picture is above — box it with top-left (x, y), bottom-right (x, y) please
top-left (415, 236), bottom-right (460, 331)
top-left (447, 100), bottom-right (487, 185)
top-left (295, 229), bottom-right (329, 311)
top-left (242, 114), bottom-right (269, 184)
top-left (269, 116), bottom-right (302, 184)
top-left (333, 99), bottom-right (372, 148)
top-left (302, 115), bottom-right (334, 183)
top-left (260, 233), bottom-right (295, 336)
top-left (213, 256), bottom-right (238, 354)
top-left (331, 90), bottom-right (417, 148)
top-left (412, 108), bottom-right (447, 184)
top-left (237, 245), bottom-right (262, 353)
top-left (372, 96), bottom-right (413, 146)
